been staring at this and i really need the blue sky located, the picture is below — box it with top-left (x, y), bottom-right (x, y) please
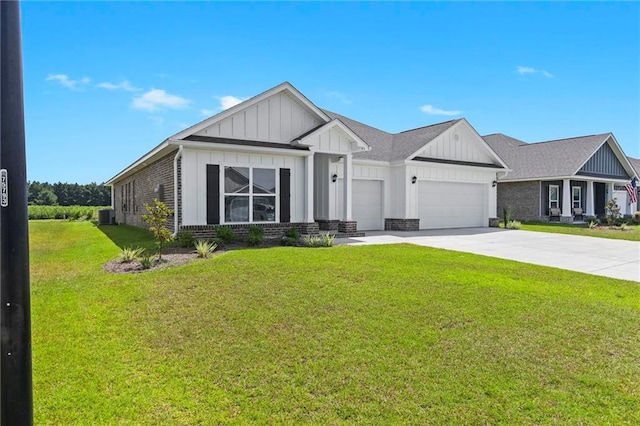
top-left (21, 1), bottom-right (639, 184)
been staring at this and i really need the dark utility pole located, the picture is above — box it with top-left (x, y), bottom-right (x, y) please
top-left (0, 0), bottom-right (33, 424)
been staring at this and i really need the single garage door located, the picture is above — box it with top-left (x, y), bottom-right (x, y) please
top-left (418, 181), bottom-right (486, 229)
top-left (338, 179), bottom-right (383, 231)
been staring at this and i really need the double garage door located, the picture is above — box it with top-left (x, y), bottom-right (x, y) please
top-left (343, 180), bottom-right (487, 231)
top-left (418, 181), bottom-right (486, 229)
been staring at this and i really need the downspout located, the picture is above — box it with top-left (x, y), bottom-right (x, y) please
top-left (173, 145), bottom-right (183, 236)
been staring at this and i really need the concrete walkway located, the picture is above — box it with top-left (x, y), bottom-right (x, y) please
top-left (336, 228), bottom-right (640, 282)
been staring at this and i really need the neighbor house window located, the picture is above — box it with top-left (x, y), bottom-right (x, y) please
top-left (572, 186), bottom-right (581, 209)
top-left (549, 185), bottom-right (559, 209)
top-left (224, 167), bottom-right (276, 223)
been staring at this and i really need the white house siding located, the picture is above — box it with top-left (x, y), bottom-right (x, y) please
top-left (414, 123), bottom-right (496, 164)
top-left (331, 161), bottom-right (390, 226)
top-left (303, 126), bottom-right (356, 154)
top-left (194, 92), bottom-right (322, 144)
top-left (181, 148), bottom-right (305, 225)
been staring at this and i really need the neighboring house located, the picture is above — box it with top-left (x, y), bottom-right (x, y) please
top-left (484, 133), bottom-right (639, 222)
top-left (106, 82), bottom-right (508, 237)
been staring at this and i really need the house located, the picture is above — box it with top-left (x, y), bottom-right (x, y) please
top-left (106, 82), bottom-right (508, 238)
top-left (484, 133), bottom-right (639, 222)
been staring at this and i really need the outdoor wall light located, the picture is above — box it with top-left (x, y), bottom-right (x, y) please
top-left (411, 176), bottom-right (417, 184)
top-left (492, 180), bottom-right (497, 187)
top-left (332, 174), bottom-right (338, 183)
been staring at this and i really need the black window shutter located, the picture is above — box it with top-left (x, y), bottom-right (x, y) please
top-left (206, 164), bottom-right (220, 224)
top-left (279, 168), bottom-right (290, 223)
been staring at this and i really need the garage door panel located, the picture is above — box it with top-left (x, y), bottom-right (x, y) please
top-left (338, 179), bottom-right (383, 231)
top-left (418, 181), bottom-right (485, 229)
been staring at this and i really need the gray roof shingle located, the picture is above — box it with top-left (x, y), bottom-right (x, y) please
top-left (483, 133), bottom-right (610, 180)
top-left (627, 157), bottom-right (640, 177)
top-left (322, 109), bottom-right (462, 162)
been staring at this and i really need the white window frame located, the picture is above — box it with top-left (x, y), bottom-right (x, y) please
top-left (222, 166), bottom-right (278, 224)
top-left (572, 186), bottom-right (581, 209)
top-left (549, 184), bottom-right (559, 209)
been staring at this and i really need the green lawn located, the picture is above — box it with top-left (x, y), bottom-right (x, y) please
top-left (31, 221), bottom-right (640, 424)
top-left (520, 222), bottom-right (640, 241)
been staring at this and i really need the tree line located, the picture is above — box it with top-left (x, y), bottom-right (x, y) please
top-left (28, 181), bottom-right (110, 206)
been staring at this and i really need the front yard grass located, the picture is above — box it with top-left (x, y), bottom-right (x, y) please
top-left (520, 221), bottom-right (640, 241)
top-left (31, 221), bottom-right (640, 424)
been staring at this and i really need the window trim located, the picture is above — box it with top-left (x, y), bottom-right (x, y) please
top-left (222, 166), bottom-right (278, 224)
top-left (549, 184), bottom-right (560, 209)
top-left (572, 186), bottom-right (581, 209)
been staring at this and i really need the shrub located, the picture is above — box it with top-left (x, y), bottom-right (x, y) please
top-left (604, 198), bottom-right (620, 226)
top-left (281, 227), bottom-right (299, 246)
top-left (588, 220), bottom-right (598, 229)
top-left (503, 206), bottom-right (513, 228)
top-left (177, 231), bottom-right (194, 248)
top-left (321, 233), bottom-right (336, 247)
top-left (303, 233), bottom-right (335, 248)
top-left (141, 199), bottom-right (174, 261)
top-left (194, 240), bottom-right (217, 258)
top-left (620, 222), bottom-right (630, 231)
top-left (303, 235), bottom-right (322, 247)
top-left (138, 252), bottom-right (154, 270)
top-left (505, 220), bottom-right (522, 230)
top-left (215, 226), bottom-right (237, 245)
top-left (247, 225), bottom-right (264, 246)
top-left (119, 246), bottom-right (145, 263)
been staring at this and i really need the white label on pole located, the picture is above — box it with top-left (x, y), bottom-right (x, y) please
top-left (1, 169), bottom-right (8, 207)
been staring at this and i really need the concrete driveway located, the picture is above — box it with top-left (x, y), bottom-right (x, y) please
top-left (336, 228), bottom-right (640, 282)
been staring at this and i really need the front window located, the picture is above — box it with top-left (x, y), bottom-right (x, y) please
top-left (572, 186), bottom-right (581, 209)
top-left (224, 167), bottom-right (276, 223)
top-left (549, 185), bottom-right (559, 209)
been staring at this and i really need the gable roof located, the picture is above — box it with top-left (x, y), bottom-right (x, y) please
top-left (484, 132), bottom-right (636, 180)
top-left (171, 81), bottom-right (330, 141)
top-left (628, 157), bottom-right (640, 177)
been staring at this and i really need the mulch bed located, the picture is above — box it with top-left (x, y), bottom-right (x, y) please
top-left (103, 239), bottom-right (284, 274)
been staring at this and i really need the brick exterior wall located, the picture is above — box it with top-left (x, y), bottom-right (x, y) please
top-left (385, 218), bottom-right (419, 231)
top-left (113, 152), bottom-right (175, 229)
top-left (497, 181), bottom-right (541, 221)
top-left (338, 221), bottom-right (357, 233)
top-left (180, 222), bottom-right (319, 241)
top-left (317, 219), bottom-right (340, 231)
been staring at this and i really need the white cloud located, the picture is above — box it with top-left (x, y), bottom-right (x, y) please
top-left (97, 80), bottom-right (141, 92)
top-left (45, 74), bottom-right (91, 90)
top-left (517, 65), bottom-right (553, 78)
top-left (131, 89), bottom-right (190, 111)
top-left (419, 105), bottom-right (461, 116)
top-left (200, 108), bottom-right (216, 117)
top-left (325, 90), bottom-right (353, 105)
top-left (218, 95), bottom-right (246, 110)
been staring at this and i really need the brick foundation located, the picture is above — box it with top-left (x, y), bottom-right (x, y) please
top-left (338, 221), bottom-right (357, 233)
top-left (316, 219), bottom-right (340, 231)
top-left (384, 218), bottom-right (419, 231)
top-left (488, 218), bottom-right (501, 227)
top-left (180, 222), bottom-right (319, 241)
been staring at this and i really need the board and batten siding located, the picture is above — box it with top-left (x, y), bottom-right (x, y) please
top-left (180, 148), bottom-right (305, 226)
top-left (330, 161), bottom-right (390, 220)
top-left (303, 126), bottom-right (357, 154)
top-left (414, 123), bottom-right (496, 164)
top-left (194, 92), bottom-right (322, 144)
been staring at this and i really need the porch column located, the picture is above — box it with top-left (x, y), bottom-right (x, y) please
top-left (607, 182), bottom-right (615, 203)
top-left (305, 153), bottom-right (314, 222)
top-left (586, 181), bottom-right (594, 216)
top-left (562, 178), bottom-right (571, 217)
top-left (343, 153), bottom-right (353, 221)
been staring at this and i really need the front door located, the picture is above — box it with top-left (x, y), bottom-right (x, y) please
top-left (594, 182), bottom-right (606, 215)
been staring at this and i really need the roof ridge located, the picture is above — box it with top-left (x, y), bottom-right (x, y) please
top-left (397, 118), bottom-right (461, 134)
top-left (530, 133), bottom-right (610, 145)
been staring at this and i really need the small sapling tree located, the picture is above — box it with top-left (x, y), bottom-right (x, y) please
top-left (142, 198), bottom-right (174, 260)
top-left (604, 198), bottom-right (620, 226)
